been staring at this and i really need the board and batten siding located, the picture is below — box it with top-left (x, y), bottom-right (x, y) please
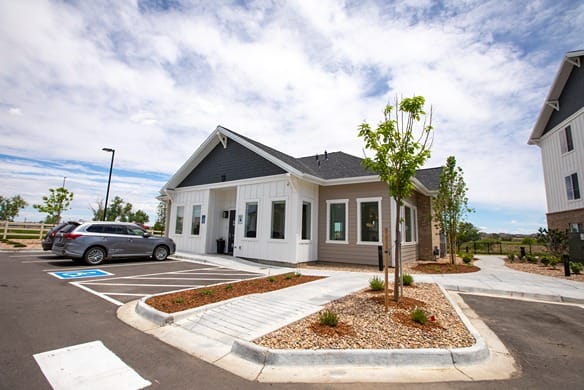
top-left (539, 107), bottom-right (584, 214)
top-left (168, 188), bottom-right (210, 254)
top-left (318, 182), bottom-right (391, 266)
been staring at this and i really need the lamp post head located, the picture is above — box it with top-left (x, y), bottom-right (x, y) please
top-left (102, 147), bottom-right (115, 153)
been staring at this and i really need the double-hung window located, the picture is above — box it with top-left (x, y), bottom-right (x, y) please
top-left (301, 201), bottom-right (311, 240)
top-left (271, 200), bottom-right (286, 239)
top-left (174, 206), bottom-right (184, 235)
top-left (566, 173), bottom-right (581, 200)
top-left (357, 198), bottom-right (381, 244)
top-left (560, 126), bottom-right (574, 154)
top-left (244, 202), bottom-right (258, 238)
top-left (402, 205), bottom-right (417, 243)
top-left (326, 199), bottom-right (348, 243)
top-left (191, 205), bottom-right (201, 235)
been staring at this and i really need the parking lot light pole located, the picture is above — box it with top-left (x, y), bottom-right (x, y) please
top-left (102, 148), bottom-right (115, 221)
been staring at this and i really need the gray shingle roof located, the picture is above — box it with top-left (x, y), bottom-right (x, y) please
top-left (218, 126), bottom-right (442, 189)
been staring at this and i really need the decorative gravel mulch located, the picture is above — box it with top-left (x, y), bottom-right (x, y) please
top-left (146, 273), bottom-right (324, 313)
top-left (254, 283), bottom-right (475, 350)
top-left (504, 261), bottom-right (584, 282)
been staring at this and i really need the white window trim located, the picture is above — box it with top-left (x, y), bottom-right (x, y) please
top-left (357, 197), bottom-right (382, 245)
top-left (174, 204), bottom-right (185, 235)
top-left (190, 204), bottom-right (202, 237)
top-left (269, 198), bottom-right (287, 241)
top-left (300, 200), bottom-right (313, 242)
top-left (242, 200), bottom-right (260, 241)
top-left (326, 199), bottom-right (349, 244)
top-left (401, 203), bottom-right (418, 245)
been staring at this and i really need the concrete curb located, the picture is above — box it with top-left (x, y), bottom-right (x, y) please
top-left (229, 286), bottom-right (490, 368)
top-left (440, 284), bottom-right (584, 304)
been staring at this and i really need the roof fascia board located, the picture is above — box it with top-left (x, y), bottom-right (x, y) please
top-left (218, 128), bottom-right (305, 177)
top-left (169, 173), bottom-right (290, 192)
top-left (528, 52), bottom-right (582, 145)
top-left (538, 106), bottom-right (584, 144)
top-left (411, 178), bottom-right (436, 196)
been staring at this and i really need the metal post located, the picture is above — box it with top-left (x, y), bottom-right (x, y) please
top-left (102, 148), bottom-right (115, 221)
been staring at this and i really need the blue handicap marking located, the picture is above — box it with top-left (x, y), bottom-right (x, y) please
top-left (50, 269), bottom-right (113, 280)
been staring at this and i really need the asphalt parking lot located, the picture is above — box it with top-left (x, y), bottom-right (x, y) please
top-left (25, 251), bottom-right (263, 305)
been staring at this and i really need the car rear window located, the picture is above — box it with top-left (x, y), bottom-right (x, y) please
top-left (86, 225), bottom-right (104, 233)
top-left (60, 224), bottom-right (79, 233)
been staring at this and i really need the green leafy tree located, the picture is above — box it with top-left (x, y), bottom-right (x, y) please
top-left (0, 195), bottom-right (28, 221)
top-left (91, 196), bottom-right (149, 224)
top-left (433, 156), bottom-right (472, 264)
top-left (458, 221), bottom-right (480, 246)
top-left (153, 201), bottom-right (167, 232)
top-left (536, 227), bottom-right (568, 258)
top-left (359, 95), bottom-right (434, 302)
top-left (33, 187), bottom-right (74, 224)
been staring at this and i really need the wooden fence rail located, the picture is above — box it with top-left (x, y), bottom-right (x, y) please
top-left (1, 221), bottom-right (165, 240)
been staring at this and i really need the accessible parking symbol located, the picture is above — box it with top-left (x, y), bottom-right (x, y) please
top-left (50, 269), bottom-right (113, 280)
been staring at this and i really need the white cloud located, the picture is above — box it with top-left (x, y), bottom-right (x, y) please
top-left (0, 0), bottom-right (582, 232)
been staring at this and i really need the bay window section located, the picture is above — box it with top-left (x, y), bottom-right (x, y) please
top-left (244, 202), bottom-right (258, 238)
top-left (271, 200), bottom-right (286, 239)
top-left (327, 200), bottom-right (348, 243)
top-left (358, 198), bottom-right (381, 244)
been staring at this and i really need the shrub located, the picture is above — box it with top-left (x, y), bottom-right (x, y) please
top-left (200, 289), bottom-right (213, 296)
top-left (402, 274), bottom-right (414, 286)
top-left (268, 276), bottom-right (275, 282)
top-left (462, 254), bottom-right (473, 264)
top-left (411, 308), bottom-right (428, 325)
top-left (285, 273), bottom-right (293, 280)
top-left (173, 298), bottom-right (184, 304)
top-left (526, 255), bottom-right (538, 264)
top-left (225, 284), bottom-right (233, 290)
top-left (507, 253), bottom-right (515, 262)
top-left (549, 256), bottom-right (560, 269)
top-left (570, 261), bottom-right (583, 275)
top-left (295, 272), bottom-right (302, 277)
top-left (369, 276), bottom-right (385, 291)
top-left (318, 309), bottom-right (339, 327)
top-left (541, 257), bottom-right (551, 267)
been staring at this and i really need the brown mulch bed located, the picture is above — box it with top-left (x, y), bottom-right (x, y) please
top-left (504, 261), bottom-right (584, 282)
top-left (410, 262), bottom-right (480, 274)
top-left (146, 273), bottom-right (324, 313)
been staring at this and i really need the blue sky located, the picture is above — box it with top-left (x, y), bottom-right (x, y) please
top-left (1, 0), bottom-right (583, 233)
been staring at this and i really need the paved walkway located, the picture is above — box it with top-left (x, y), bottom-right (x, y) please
top-left (119, 254), bottom-right (584, 383)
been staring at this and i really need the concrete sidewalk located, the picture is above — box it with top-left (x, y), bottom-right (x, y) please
top-left (118, 254), bottom-right (584, 383)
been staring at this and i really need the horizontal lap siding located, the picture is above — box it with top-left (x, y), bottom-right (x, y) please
top-left (318, 182), bottom-right (390, 266)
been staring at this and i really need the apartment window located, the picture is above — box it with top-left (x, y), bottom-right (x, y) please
top-left (402, 205), bottom-right (417, 243)
top-left (301, 201), bottom-right (311, 240)
top-left (358, 198), bottom-right (381, 244)
top-left (174, 206), bottom-right (184, 234)
top-left (327, 200), bottom-right (348, 243)
top-left (271, 200), bottom-right (286, 239)
top-left (244, 202), bottom-right (258, 238)
top-left (565, 173), bottom-right (581, 200)
top-left (191, 205), bottom-right (201, 235)
top-left (560, 126), bottom-right (574, 154)
top-left (570, 223), bottom-right (583, 233)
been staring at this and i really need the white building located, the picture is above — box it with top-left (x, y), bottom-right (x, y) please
top-left (528, 50), bottom-right (584, 233)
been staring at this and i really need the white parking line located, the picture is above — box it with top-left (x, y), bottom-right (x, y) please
top-left (81, 283), bottom-right (202, 288)
top-left (127, 277), bottom-right (247, 281)
top-left (103, 293), bottom-right (149, 297)
top-left (34, 340), bottom-right (150, 389)
top-left (70, 282), bottom-right (124, 306)
top-left (41, 259), bottom-right (188, 272)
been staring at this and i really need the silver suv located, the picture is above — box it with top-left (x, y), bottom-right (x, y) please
top-left (52, 222), bottom-right (176, 265)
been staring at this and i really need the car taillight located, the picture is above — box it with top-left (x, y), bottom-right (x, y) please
top-left (50, 231), bottom-right (57, 238)
top-left (63, 233), bottom-right (82, 240)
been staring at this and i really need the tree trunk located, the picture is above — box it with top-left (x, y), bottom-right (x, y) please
top-left (394, 199), bottom-right (401, 302)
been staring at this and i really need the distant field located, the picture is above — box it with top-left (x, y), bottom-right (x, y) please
top-left (460, 241), bottom-right (547, 256)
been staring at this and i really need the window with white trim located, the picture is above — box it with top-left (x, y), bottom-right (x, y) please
top-left (301, 201), bottom-right (311, 240)
top-left (271, 200), bottom-right (286, 239)
top-left (174, 206), bottom-right (184, 235)
top-left (327, 199), bottom-right (348, 243)
top-left (565, 173), bottom-right (581, 200)
top-left (191, 205), bottom-right (201, 235)
top-left (560, 125), bottom-right (574, 154)
top-left (357, 198), bottom-right (381, 244)
top-left (402, 205), bottom-right (417, 243)
top-left (244, 202), bottom-right (258, 238)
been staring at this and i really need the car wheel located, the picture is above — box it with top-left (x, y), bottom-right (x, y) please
top-left (153, 245), bottom-right (169, 261)
top-left (84, 247), bottom-right (106, 265)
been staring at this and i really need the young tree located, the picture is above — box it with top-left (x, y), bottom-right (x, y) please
top-left (0, 195), bottom-right (28, 221)
top-left (359, 96), bottom-right (434, 302)
top-left (153, 201), bottom-right (167, 232)
top-left (457, 221), bottom-right (480, 246)
top-left (433, 156), bottom-right (472, 264)
top-left (91, 196), bottom-right (149, 223)
top-left (33, 187), bottom-right (74, 224)
top-left (536, 227), bottom-right (568, 258)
